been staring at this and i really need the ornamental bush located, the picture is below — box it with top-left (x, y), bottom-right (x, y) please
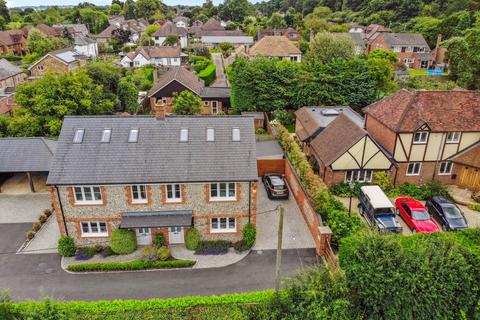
top-left (157, 246), bottom-right (170, 261)
top-left (195, 240), bottom-right (230, 255)
top-left (110, 229), bottom-right (137, 255)
top-left (141, 244), bottom-right (158, 261)
top-left (242, 223), bottom-right (256, 248)
top-left (58, 236), bottom-right (76, 257)
top-left (75, 247), bottom-right (95, 261)
top-left (185, 228), bottom-right (200, 251)
top-left (153, 233), bottom-right (165, 247)
top-left (197, 63), bottom-right (216, 86)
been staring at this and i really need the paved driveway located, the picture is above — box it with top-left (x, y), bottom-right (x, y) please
top-left (254, 181), bottom-right (316, 250)
top-left (0, 223), bottom-right (31, 253)
top-left (0, 194), bottom-right (51, 223)
top-left (210, 53), bottom-right (229, 87)
top-left (0, 248), bottom-right (319, 301)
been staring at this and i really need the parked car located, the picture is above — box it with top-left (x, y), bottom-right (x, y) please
top-left (358, 185), bottom-right (402, 233)
top-left (395, 197), bottom-right (440, 233)
top-left (425, 196), bottom-right (468, 231)
top-left (262, 173), bottom-right (289, 200)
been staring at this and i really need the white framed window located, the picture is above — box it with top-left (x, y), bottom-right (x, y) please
top-left (413, 131), bottom-right (428, 144)
top-left (101, 129), bottom-right (111, 143)
top-left (446, 132), bottom-right (460, 144)
top-left (37, 65), bottom-right (44, 71)
top-left (166, 184), bottom-right (182, 203)
top-left (128, 129), bottom-right (138, 142)
top-left (211, 101), bottom-right (218, 114)
top-left (210, 182), bottom-right (236, 201)
top-left (131, 185), bottom-right (147, 203)
top-left (134, 60), bottom-right (140, 66)
top-left (406, 162), bottom-right (421, 176)
top-left (345, 170), bottom-right (372, 183)
top-left (232, 128), bottom-right (240, 141)
top-left (439, 161), bottom-right (453, 175)
top-left (180, 129), bottom-right (188, 142)
top-left (81, 221), bottom-right (108, 237)
top-left (211, 217), bottom-right (236, 233)
top-left (206, 128), bottom-right (215, 141)
top-left (73, 186), bottom-right (102, 204)
top-left (73, 129), bottom-right (84, 143)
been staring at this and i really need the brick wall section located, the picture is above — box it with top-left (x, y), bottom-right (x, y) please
top-left (257, 159), bottom-right (285, 176)
top-left (30, 55), bottom-right (69, 77)
top-left (365, 115), bottom-right (396, 154)
top-left (394, 161), bottom-right (458, 185)
top-left (49, 186), bottom-right (66, 236)
top-left (283, 159), bottom-right (324, 256)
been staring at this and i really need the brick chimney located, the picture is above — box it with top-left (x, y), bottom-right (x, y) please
top-left (155, 102), bottom-right (166, 120)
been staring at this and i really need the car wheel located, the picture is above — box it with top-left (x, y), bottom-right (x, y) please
top-left (442, 224), bottom-right (447, 231)
top-left (412, 229), bottom-right (417, 234)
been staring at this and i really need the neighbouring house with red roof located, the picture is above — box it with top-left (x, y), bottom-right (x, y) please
top-left (363, 89), bottom-right (480, 186)
top-left (96, 19), bottom-right (148, 47)
top-left (0, 29), bottom-right (28, 55)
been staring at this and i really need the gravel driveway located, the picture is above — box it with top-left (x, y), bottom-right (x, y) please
top-left (0, 194), bottom-right (51, 223)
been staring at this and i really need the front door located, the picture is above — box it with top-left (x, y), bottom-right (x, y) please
top-left (168, 227), bottom-right (184, 244)
top-left (136, 227), bottom-right (152, 245)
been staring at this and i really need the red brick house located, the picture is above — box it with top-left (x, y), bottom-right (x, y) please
top-left (0, 29), bottom-right (28, 55)
top-left (368, 33), bottom-right (433, 69)
top-left (364, 90), bottom-right (480, 186)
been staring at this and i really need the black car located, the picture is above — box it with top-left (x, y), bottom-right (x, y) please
top-left (425, 196), bottom-right (468, 231)
top-left (262, 173), bottom-right (289, 200)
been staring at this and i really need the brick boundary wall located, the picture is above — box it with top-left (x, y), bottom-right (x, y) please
top-left (283, 159), bottom-right (333, 259)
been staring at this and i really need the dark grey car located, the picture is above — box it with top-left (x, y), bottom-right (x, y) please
top-left (262, 173), bottom-right (289, 200)
top-left (425, 196), bottom-right (468, 231)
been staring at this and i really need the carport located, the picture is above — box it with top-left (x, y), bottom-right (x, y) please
top-left (0, 138), bottom-right (56, 193)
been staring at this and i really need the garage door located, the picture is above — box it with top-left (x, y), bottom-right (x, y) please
top-left (458, 166), bottom-right (480, 192)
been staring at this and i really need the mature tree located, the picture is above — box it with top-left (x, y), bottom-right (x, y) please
top-left (368, 48), bottom-right (398, 64)
top-left (303, 14), bottom-right (326, 34)
top-left (268, 12), bottom-right (287, 28)
top-left (13, 72), bottom-right (115, 137)
top-left (123, 0), bottom-right (137, 19)
top-left (162, 34), bottom-right (179, 46)
top-left (109, 3), bottom-right (122, 15)
top-left (218, 0), bottom-right (254, 23)
top-left (26, 29), bottom-right (70, 57)
top-left (172, 91), bottom-right (203, 115)
top-left (111, 28), bottom-right (131, 46)
top-left (0, 0), bottom-right (10, 23)
top-left (444, 27), bottom-right (480, 89)
top-left (85, 61), bottom-right (122, 96)
top-left (118, 78), bottom-right (140, 114)
top-left (79, 7), bottom-right (109, 34)
top-left (136, 0), bottom-right (163, 20)
top-left (305, 32), bottom-right (355, 64)
top-left (229, 57), bottom-right (301, 113)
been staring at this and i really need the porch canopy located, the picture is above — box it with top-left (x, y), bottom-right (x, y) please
top-left (120, 210), bottom-right (193, 228)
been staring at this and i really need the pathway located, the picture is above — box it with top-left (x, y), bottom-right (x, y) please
top-left (210, 52), bottom-right (229, 87)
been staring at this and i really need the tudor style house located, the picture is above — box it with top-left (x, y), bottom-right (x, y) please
top-left (147, 66), bottom-right (230, 114)
top-left (120, 46), bottom-right (182, 68)
top-left (364, 90), bottom-right (480, 185)
top-left (47, 112), bottom-right (258, 246)
top-left (368, 33), bottom-right (433, 69)
top-left (295, 107), bottom-right (393, 186)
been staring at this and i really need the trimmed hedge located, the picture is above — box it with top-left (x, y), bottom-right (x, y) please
top-left (195, 240), bottom-right (230, 255)
top-left (58, 236), bottom-right (76, 257)
top-left (198, 63), bottom-right (216, 86)
top-left (67, 259), bottom-right (195, 272)
top-left (185, 228), bottom-right (200, 250)
top-left (110, 229), bottom-right (137, 254)
top-left (10, 290), bottom-right (276, 317)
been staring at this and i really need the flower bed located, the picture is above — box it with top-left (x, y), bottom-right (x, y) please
top-left (67, 259), bottom-right (195, 272)
top-left (194, 240), bottom-right (230, 255)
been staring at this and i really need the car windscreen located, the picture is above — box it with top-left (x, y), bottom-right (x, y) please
top-left (374, 208), bottom-right (395, 215)
top-left (412, 210), bottom-right (430, 221)
top-left (442, 205), bottom-right (463, 219)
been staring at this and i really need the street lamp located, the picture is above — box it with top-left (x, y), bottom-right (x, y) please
top-left (348, 180), bottom-right (355, 216)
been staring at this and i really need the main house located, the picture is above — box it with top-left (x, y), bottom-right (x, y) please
top-left (147, 66), bottom-right (230, 114)
top-left (368, 33), bottom-right (432, 69)
top-left (256, 28), bottom-right (301, 42)
top-left (364, 90), bottom-right (480, 185)
top-left (295, 107), bottom-right (394, 186)
top-left (47, 113), bottom-right (258, 246)
top-left (120, 46), bottom-right (182, 68)
top-left (248, 36), bottom-right (302, 62)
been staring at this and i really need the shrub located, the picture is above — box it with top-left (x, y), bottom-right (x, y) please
top-left (242, 223), bottom-right (256, 248)
top-left (195, 240), bottom-right (230, 255)
top-left (100, 246), bottom-right (116, 258)
top-left (157, 246), bottom-right (170, 261)
top-left (272, 109), bottom-right (294, 126)
top-left (110, 229), bottom-right (137, 255)
top-left (75, 247), bottom-right (95, 261)
top-left (25, 231), bottom-right (35, 240)
top-left (93, 244), bottom-right (104, 254)
top-left (197, 63), bottom-right (216, 86)
top-left (57, 236), bottom-right (76, 257)
top-left (392, 181), bottom-right (451, 200)
top-left (43, 208), bottom-right (52, 217)
top-left (67, 259), bottom-right (195, 272)
top-left (468, 203), bottom-right (480, 212)
top-left (142, 244), bottom-right (159, 261)
top-left (38, 214), bottom-right (47, 224)
top-left (233, 240), bottom-right (250, 252)
top-left (255, 127), bottom-right (266, 135)
top-left (185, 228), bottom-right (200, 251)
top-left (153, 233), bottom-right (165, 248)
top-left (472, 191), bottom-right (480, 203)
top-left (374, 171), bottom-right (393, 192)
top-left (324, 209), bottom-right (363, 246)
top-left (194, 59), bottom-right (210, 73)
top-left (32, 222), bottom-right (41, 232)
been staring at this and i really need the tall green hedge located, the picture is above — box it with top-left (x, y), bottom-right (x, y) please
top-left (198, 63), bottom-right (216, 86)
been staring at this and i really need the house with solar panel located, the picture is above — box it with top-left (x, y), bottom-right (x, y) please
top-left (46, 109), bottom-right (258, 247)
top-left (28, 47), bottom-right (88, 78)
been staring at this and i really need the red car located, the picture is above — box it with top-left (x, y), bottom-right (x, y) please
top-left (395, 197), bottom-right (440, 233)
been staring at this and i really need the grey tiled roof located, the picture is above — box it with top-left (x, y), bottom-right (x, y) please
top-left (0, 137), bottom-right (56, 172)
top-left (334, 32), bottom-right (365, 48)
top-left (0, 59), bottom-right (22, 81)
top-left (47, 115), bottom-right (258, 185)
top-left (383, 33), bottom-right (429, 47)
top-left (120, 210), bottom-right (192, 228)
top-left (200, 87), bottom-right (231, 98)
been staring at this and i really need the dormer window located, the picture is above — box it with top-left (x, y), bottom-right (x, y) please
top-left (446, 132), bottom-right (460, 144)
top-left (206, 128), bottom-right (214, 141)
top-left (413, 131), bottom-right (428, 144)
top-left (128, 129), bottom-right (138, 143)
top-left (73, 129), bottom-right (84, 143)
top-left (232, 128), bottom-right (240, 142)
top-left (180, 129), bottom-right (188, 142)
top-left (101, 129), bottom-right (111, 143)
